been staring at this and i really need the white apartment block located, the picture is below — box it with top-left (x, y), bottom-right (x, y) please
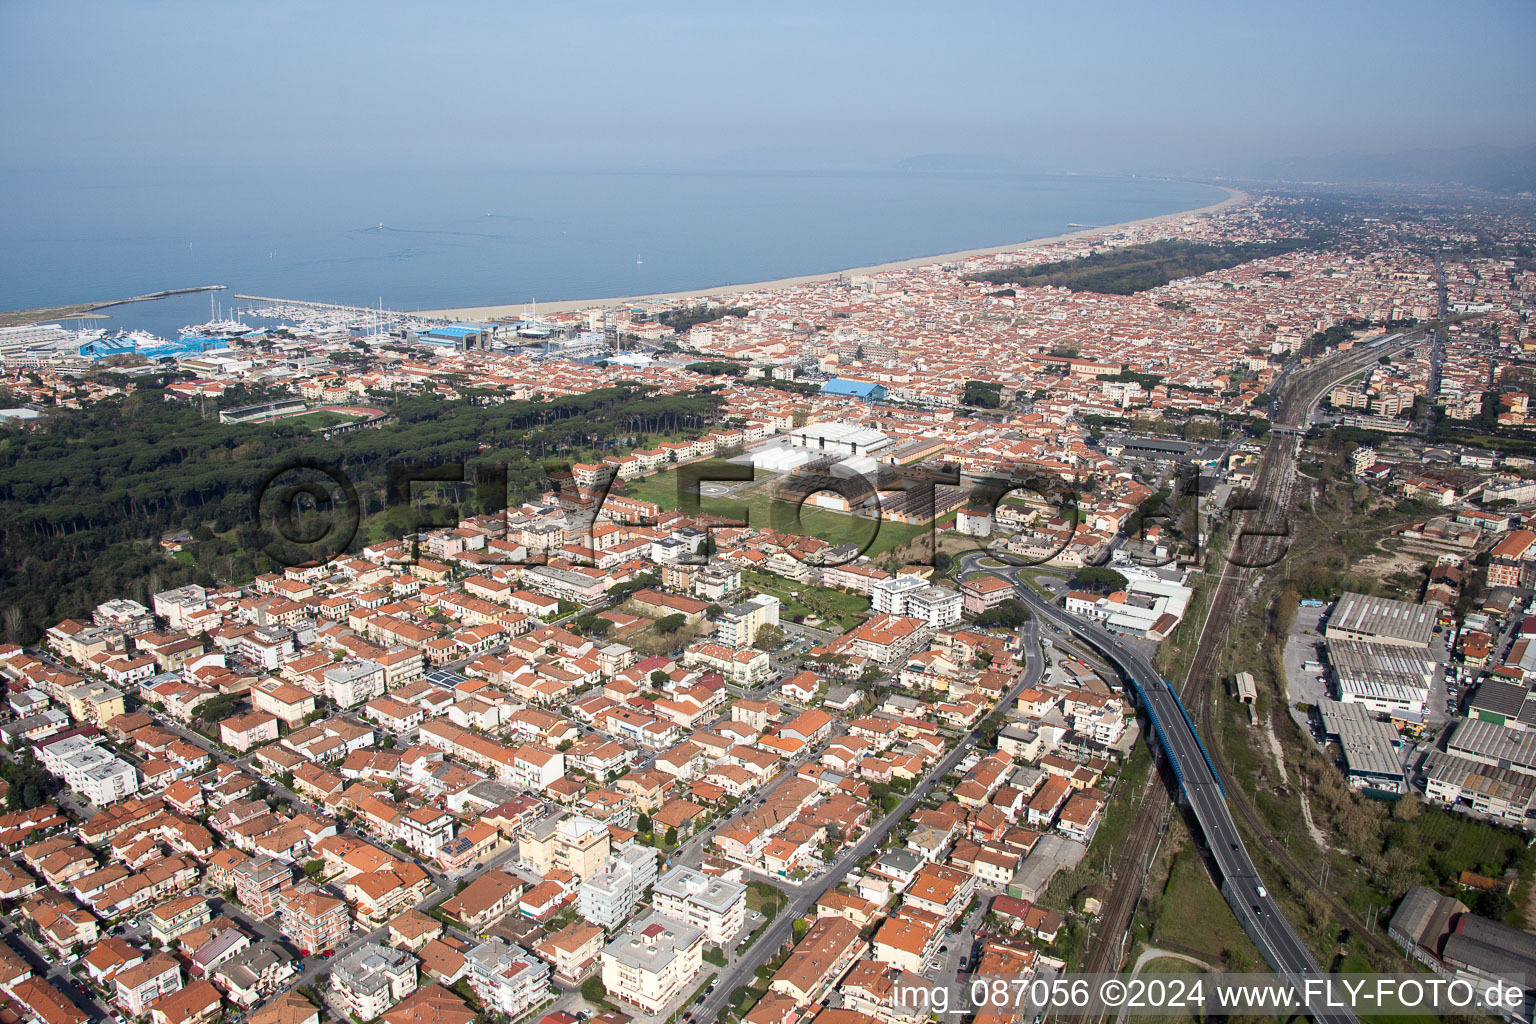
top-left (322, 659), bottom-right (385, 708)
top-left (601, 913), bottom-right (704, 1016)
top-left (330, 943), bottom-right (418, 1021)
top-left (714, 595), bottom-right (780, 648)
top-left (650, 865), bottom-right (747, 945)
top-left (466, 940), bottom-right (552, 1020)
top-left (577, 843), bottom-right (658, 932)
top-left (398, 806), bottom-right (455, 858)
top-left (870, 577), bottom-right (962, 627)
top-left (38, 733), bottom-right (140, 805)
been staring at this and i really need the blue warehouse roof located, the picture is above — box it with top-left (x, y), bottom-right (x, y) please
top-left (820, 378), bottom-right (883, 398)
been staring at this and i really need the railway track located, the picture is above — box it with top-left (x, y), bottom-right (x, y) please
top-left (1177, 341), bottom-right (1413, 963)
top-left (1079, 758), bottom-right (1168, 975)
top-left (1077, 337), bottom-right (1416, 976)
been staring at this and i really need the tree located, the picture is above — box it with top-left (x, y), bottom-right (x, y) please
top-left (2, 606), bottom-right (21, 645)
top-left (196, 693), bottom-right (240, 723)
top-left (580, 977), bottom-right (607, 1006)
top-left (655, 613), bottom-right (686, 634)
top-left (0, 756), bottom-right (57, 811)
top-left (963, 381), bottom-right (1003, 408)
top-left (664, 825), bottom-right (678, 845)
top-left (1071, 567), bottom-right (1129, 593)
top-left (649, 670), bottom-right (669, 686)
top-left (754, 624), bottom-right (787, 651)
top-left (975, 599), bottom-right (1030, 628)
top-left (637, 813), bottom-right (652, 835)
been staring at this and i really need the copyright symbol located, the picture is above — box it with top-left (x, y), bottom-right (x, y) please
top-left (1101, 980), bottom-right (1126, 1008)
top-left (251, 459), bottom-right (360, 568)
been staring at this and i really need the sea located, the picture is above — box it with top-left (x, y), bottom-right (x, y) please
top-left (0, 166), bottom-right (1225, 339)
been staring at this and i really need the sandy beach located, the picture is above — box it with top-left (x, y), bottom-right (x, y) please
top-left (417, 185), bottom-right (1247, 321)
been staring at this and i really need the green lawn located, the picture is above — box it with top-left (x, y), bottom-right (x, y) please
top-left (1149, 848), bottom-right (1264, 970)
top-left (747, 881), bottom-right (785, 919)
top-left (278, 410), bottom-right (366, 429)
top-left (614, 466), bottom-right (927, 558)
top-left (744, 570), bottom-right (871, 629)
top-left (1126, 958), bottom-right (1206, 1024)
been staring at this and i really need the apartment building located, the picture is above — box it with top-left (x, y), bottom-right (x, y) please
top-left (36, 734), bottom-right (139, 805)
top-left (466, 940), bottom-right (552, 1021)
top-left (115, 955), bottom-right (182, 1016)
top-left (768, 915), bottom-right (865, 1007)
top-left (278, 889), bottom-right (350, 954)
top-left (209, 943), bottom-right (295, 1008)
top-left (650, 865), bottom-right (747, 945)
top-left (322, 659), bottom-right (386, 708)
top-left (1489, 529), bottom-right (1536, 589)
top-left (440, 871), bottom-right (523, 929)
top-left (232, 857), bottom-right (291, 920)
top-left (61, 681), bottom-right (126, 725)
top-left (398, 806), bottom-right (455, 858)
top-left (520, 814), bottom-right (610, 880)
top-left (714, 595), bottom-right (780, 648)
top-left (533, 920), bottom-right (606, 985)
top-left (330, 943), bottom-right (418, 1021)
top-left (147, 895), bottom-right (211, 945)
top-left (510, 744), bottom-right (565, 790)
top-left (903, 864), bottom-right (976, 928)
top-left (600, 913), bottom-right (704, 1016)
top-left (576, 843), bottom-right (658, 932)
top-left (220, 712), bottom-right (280, 753)
top-left (252, 681), bottom-right (317, 727)
top-left (146, 978), bottom-right (222, 1024)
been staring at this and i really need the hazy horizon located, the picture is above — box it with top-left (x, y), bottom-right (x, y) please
top-left (2, 0), bottom-right (1533, 180)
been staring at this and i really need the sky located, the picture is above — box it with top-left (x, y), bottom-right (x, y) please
top-left (2, 0), bottom-right (1534, 175)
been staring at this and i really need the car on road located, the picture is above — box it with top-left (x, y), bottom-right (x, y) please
top-left (321, 949), bottom-right (335, 958)
top-left (926, 960), bottom-right (943, 972)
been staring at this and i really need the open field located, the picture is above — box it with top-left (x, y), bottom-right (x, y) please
top-left (1123, 958), bottom-right (1205, 1024)
top-left (742, 571), bottom-right (870, 630)
top-left (1147, 845), bottom-right (1265, 970)
top-left (278, 410), bottom-right (366, 429)
top-left (612, 466), bottom-right (928, 558)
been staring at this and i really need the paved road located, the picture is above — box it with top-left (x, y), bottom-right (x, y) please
top-left (1, 918), bottom-right (113, 1021)
top-left (687, 619), bottom-right (1046, 1024)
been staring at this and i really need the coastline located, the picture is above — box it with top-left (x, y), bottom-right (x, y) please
top-left (419, 185), bottom-right (1247, 320)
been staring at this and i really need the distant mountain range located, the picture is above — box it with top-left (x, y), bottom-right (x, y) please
top-left (1238, 143), bottom-right (1536, 193)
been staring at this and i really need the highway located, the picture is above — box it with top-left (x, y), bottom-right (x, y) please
top-left (947, 335), bottom-right (1427, 1023)
top-left (968, 559), bottom-right (1355, 1024)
